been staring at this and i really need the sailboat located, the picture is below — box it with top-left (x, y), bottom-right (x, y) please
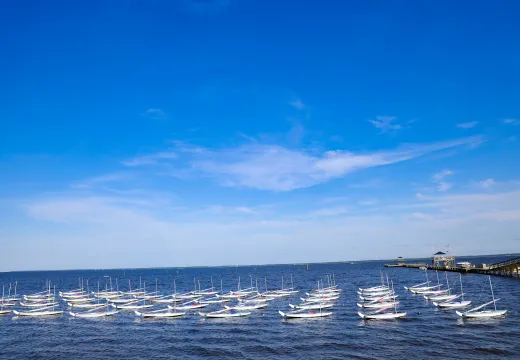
top-left (112, 281), bottom-right (153, 310)
top-left (169, 298), bottom-right (208, 311)
top-left (70, 301), bottom-right (118, 318)
top-left (433, 274), bottom-right (471, 309)
top-left (456, 276), bottom-right (507, 318)
top-left (135, 308), bottom-right (186, 318)
top-left (0, 286), bottom-right (12, 315)
top-left (358, 280), bottom-right (407, 320)
top-left (13, 284), bottom-right (63, 317)
top-left (199, 307), bottom-right (251, 318)
top-left (136, 279), bottom-right (186, 318)
top-left (404, 268), bottom-right (434, 291)
top-left (280, 281), bottom-right (333, 319)
top-left (425, 273), bottom-right (457, 302)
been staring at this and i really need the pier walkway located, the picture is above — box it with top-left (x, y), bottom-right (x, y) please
top-left (385, 257), bottom-right (520, 279)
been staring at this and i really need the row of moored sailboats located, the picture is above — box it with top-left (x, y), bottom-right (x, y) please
top-left (406, 269), bottom-right (507, 319)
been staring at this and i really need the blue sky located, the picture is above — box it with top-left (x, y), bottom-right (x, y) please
top-left (1, 0), bottom-right (520, 271)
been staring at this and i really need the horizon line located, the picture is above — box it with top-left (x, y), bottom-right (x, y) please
top-left (2, 252), bottom-right (518, 274)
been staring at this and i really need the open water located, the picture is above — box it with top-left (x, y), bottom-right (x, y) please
top-left (1, 256), bottom-right (519, 359)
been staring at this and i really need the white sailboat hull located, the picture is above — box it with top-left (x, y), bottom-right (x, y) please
top-left (70, 310), bottom-right (118, 318)
top-left (358, 311), bottom-right (407, 320)
top-left (357, 301), bottom-right (399, 309)
top-left (112, 304), bottom-right (153, 310)
top-left (13, 310), bottom-right (63, 317)
top-left (200, 311), bottom-right (251, 318)
top-left (168, 303), bottom-right (208, 310)
top-left (135, 311), bottom-right (185, 318)
top-left (278, 310), bottom-right (332, 318)
top-left (456, 310), bottom-right (507, 318)
top-left (433, 300), bottom-right (471, 308)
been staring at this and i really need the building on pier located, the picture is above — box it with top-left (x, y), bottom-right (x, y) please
top-left (432, 251), bottom-right (455, 268)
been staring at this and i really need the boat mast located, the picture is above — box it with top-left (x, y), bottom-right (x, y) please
top-left (391, 280), bottom-right (397, 314)
top-left (143, 281), bottom-right (146, 306)
top-left (459, 274), bottom-right (464, 302)
top-left (291, 274), bottom-right (294, 291)
top-left (1, 285), bottom-right (4, 311)
top-left (116, 278), bottom-right (119, 293)
top-left (174, 279), bottom-right (177, 312)
top-left (489, 276), bottom-right (497, 311)
top-left (445, 272), bottom-right (450, 295)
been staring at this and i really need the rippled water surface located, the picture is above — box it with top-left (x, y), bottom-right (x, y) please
top-left (1, 257), bottom-right (519, 359)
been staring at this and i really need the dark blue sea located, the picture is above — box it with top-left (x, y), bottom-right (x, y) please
top-left (1, 255), bottom-right (519, 359)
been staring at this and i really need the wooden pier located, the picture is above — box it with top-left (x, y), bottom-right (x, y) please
top-left (385, 257), bottom-right (520, 279)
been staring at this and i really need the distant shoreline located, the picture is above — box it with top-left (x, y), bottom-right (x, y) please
top-left (2, 253), bottom-right (518, 274)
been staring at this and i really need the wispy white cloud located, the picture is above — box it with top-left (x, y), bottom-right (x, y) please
top-left (13, 185), bottom-right (520, 271)
top-left (122, 136), bottom-right (482, 192)
top-left (358, 199), bottom-right (378, 206)
top-left (122, 151), bottom-right (177, 167)
top-left (289, 99), bottom-right (306, 110)
top-left (432, 169), bottom-right (454, 192)
top-left (456, 121), bottom-right (479, 129)
top-left (348, 179), bottom-right (384, 189)
top-left (143, 108), bottom-right (167, 120)
top-left (503, 118), bottom-right (520, 126)
top-left (308, 206), bottom-right (349, 217)
top-left (477, 178), bottom-right (496, 189)
top-left (368, 116), bottom-right (401, 133)
top-left (71, 173), bottom-right (128, 189)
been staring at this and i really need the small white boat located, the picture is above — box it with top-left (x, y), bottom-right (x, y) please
top-left (456, 276), bottom-right (506, 319)
top-left (409, 285), bottom-right (442, 294)
top-left (425, 293), bottom-right (459, 301)
top-left (358, 286), bottom-right (388, 293)
top-left (68, 302), bottom-right (106, 309)
top-left (357, 301), bottom-right (399, 309)
top-left (289, 303), bottom-right (333, 310)
top-left (359, 294), bottom-right (398, 302)
top-left (278, 310), bottom-right (332, 318)
top-left (109, 297), bottom-right (141, 304)
top-left (416, 288), bottom-right (449, 296)
top-left (135, 308), bottom-right (185, 318)
top-left (238, 296), bottom-right (272, 304)
top-left (300, 295), bottom-right (339, 303)
top-left (13, 306), bottom-right (63, 317)
top-left (20, 301), bottom-right (59, 308)
top-left (434, 300), bottom-right (472, 308)
top-left (225, 303), bottom-right (268, 311)
top-left (168, 300), bottom-right (208, 311)
top-left (70, 305), bottom-right (118, 318)
top-left (200, 297), bottom-right (229, 304)
top-left (404, 280), bottom-right (431, 291)
top-left (199, 308), bottom-right (251, 318)
top-left (0, 286), bottom-right (11, 315)
top-left (66, 297), bottom-right (94, 304)
top-left (111, 302), bottom-right (153, 310)
top-left (358, 310), bottom-right (407, 320)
